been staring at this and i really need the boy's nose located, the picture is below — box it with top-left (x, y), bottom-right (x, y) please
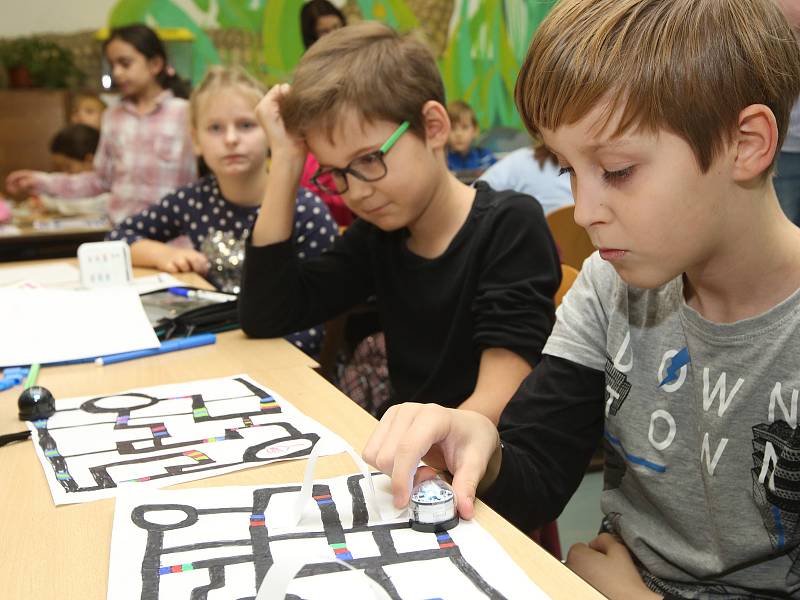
top-left (346, 175), bottom-right (374, 203)
top-left (572, 180), bottom-right (609, 230)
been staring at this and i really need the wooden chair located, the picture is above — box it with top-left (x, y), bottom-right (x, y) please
top-left (555, 264), bottom-right (579, 307)
top-left (545, 205), bottom-right (595, 270)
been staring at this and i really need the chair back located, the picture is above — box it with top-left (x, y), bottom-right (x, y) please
top-left (555, 264), bottom-right (579, 307)
top-left (545, 205), bottom-right (595, 269)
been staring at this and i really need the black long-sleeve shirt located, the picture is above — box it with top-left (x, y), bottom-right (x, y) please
top-left (240, 183), bottom-right (561, 413)
top-left (482, 355), bottom-right (605, 530)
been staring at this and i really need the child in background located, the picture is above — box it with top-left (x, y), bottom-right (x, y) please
top-left (300, 0), bottom-right (347, 49)
top-left (39, 124), bottom-right (109, 216)
top-left (107, 66), bottom-right (337, 356)
top-left (364, 0), bottom-right (800, 598)
top-left (70, 92), bottom-right (106, 130)
top-left (49, 124), bottom-right (99, 174)
top-left (478, 143), bottom-right (574, 215)
top-left (5, 24), bottom-right (196, 224)
top-left (241, 23), bottom-right (560, 423)
top-left (446, 100), bottom-right (497, 175)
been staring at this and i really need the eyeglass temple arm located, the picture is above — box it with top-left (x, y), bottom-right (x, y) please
top-left (379, 121), bottom-right (410, 154)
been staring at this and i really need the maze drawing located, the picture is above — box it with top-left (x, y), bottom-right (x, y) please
top-left (109, 473), bottom-right (549, 600)
top-left (26, 375), bottom-right (348, 504)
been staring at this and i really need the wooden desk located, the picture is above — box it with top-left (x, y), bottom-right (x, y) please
top-left (0, 218), bottom-right (111, 262)
top-left (0, 265), bottom-right (602, 599)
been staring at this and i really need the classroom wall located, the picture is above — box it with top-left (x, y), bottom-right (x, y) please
top-left (1, 0), bottom-right (556, 130)
top-left (105, 0), bottom-right (556, 130)
top-left (0, 0), bottom-right (117, 37)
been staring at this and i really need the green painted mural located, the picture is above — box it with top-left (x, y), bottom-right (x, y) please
top-left (107, 0), bottom-right (556, 129)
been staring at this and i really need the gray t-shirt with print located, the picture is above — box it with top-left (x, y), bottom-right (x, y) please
top-left (544, 252), bottom-right (799, 599)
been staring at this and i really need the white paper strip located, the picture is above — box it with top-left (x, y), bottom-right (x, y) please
top-left (288, 438), bottom-right (384, 527)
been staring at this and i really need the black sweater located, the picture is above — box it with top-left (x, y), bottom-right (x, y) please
top-left (483, 354), bottom-right (605, 530)
top-left (239, 183), bottom-right (561, 413)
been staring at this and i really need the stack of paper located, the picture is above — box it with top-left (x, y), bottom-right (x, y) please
top-left (0, 287), bottom-right (160, 367)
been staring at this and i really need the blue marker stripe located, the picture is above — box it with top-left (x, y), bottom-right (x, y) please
top-left (772, 505), bottom-right (785, 548)
top-left (604, 431), bottom-right (666, 473)
top-left (158, 566), bottom-right (171, 575)
top-left (316, 499), bottom-right (334, 506)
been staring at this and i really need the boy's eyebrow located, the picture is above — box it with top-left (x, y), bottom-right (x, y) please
top-left (548, 138), bottom-right (637, 160)
top-left (583, 138), bottom-right (635, 151)
top-left (318, 144), bottom-right (382, 169)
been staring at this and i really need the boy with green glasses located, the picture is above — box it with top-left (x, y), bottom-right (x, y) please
top-left (241, 22), bottom-right (561, 422)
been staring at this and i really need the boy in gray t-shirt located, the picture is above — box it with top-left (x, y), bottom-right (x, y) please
top-left (363, 0), bottom-right (800, 598)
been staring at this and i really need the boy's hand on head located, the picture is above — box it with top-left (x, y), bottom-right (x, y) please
top-left (566, 534), bottom-right (662, 600)
top-left (5, 170), bottom-right (40, 196)
top-left (255, 84), bottom-right (307, 165)
top-left (156, 247), bottom-right (210, 276)
top-left (362, 403), bottom-right (499, 520)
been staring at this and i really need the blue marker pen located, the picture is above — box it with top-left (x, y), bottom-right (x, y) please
top-left (167, 287), bottom-right (237, 303)
top-left (94, 333), bottom-right (217, 366)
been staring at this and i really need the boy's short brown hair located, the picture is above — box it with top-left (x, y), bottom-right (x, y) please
top-left (281, 21), bottom-right (445, 140)
top-left (447, 100), bottom-right (478, 127)
top-left (515, 0), bottom-right (800, 172)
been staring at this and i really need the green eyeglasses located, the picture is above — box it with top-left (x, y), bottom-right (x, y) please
top-left (311, 121), bottom-right (410, 195)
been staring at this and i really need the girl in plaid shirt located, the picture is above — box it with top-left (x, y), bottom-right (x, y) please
top-left (5, 24), bottom-right (196, 224)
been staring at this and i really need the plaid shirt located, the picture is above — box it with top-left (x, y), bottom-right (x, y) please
top-left (34, 90), bottom-right (196, 224)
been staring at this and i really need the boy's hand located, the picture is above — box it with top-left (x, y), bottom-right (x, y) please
top-left (362, 402), bottom-right (499, 519)
top-left (155, 247), bottom-right (210, 275)
top-left (5, 170), bottom-right (40, 196)
top-left (566, 534), bottom-right (662, 600)
top-left (255, 84), bottom-right (307, 165)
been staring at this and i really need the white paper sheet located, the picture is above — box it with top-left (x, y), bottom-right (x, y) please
top-left (108, 472), bottom-right (551, 600)
top-left (0, 263), bottom-right (80, 287)
top-left (0, 224), bottom-right (21, 237)
top-left (128, 273), bottom-right (185, 295)
top-left (0, 264), bottom-right (182, 293)
top-left (26, 375), bottom-right (350, 505)
top-left (0, 287), bottom-right (159, 367)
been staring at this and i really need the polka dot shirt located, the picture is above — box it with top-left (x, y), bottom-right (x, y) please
top-left (108, 174), bottom-right (338, 355)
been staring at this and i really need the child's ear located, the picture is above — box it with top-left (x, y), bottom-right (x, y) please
top-left (732, 104), bottom-right (779, 182)
top-left (421, 101), bottom-right (450, 150)
top-left (148, 55), bottom-right (165, 79)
